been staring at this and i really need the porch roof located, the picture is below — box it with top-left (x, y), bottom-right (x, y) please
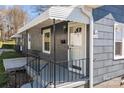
top-left (17, 6), bottom-right (90, 34)
top-left (11, 33), bottom-right (22, 38)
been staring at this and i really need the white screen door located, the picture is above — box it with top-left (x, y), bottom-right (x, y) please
top-left (68, 22), bottom-right (86, 75)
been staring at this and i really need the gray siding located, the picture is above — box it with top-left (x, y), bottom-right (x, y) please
top-left (27, 22), bottom-right (68, 62)
top-left (21, 5), bottom-right (124, 85)
top-left (93, 6), bottom-right (124, 84)
top-left (29, 28), bottom-right (42, 51)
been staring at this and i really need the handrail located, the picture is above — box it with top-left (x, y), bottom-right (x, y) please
top-left (27, 52), bottom-right (40, 58)
top-left (39, 63), bottom-right (49, 73)
top-left (27, 58), bottom-right (36, 65)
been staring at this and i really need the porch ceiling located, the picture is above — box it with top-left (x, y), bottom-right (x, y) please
top-left (28, 19), bottom-right (63, 30)
top-left (17, 6), bottom-right (90, 34)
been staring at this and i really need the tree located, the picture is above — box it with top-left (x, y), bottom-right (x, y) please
top-left (0, 9), bottom-right (7, 40)
top-left (31, 5), bottom-right (52, 15)
top-left (7, 6), bottom-right (28, 34)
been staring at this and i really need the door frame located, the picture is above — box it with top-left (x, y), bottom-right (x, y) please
top-left (67, 22), bottom-right (87, 75)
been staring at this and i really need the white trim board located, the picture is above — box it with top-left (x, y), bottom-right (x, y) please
top-left (42, 28), bottom-right (51, 54)
top-left (56, 80), bottom-right (87, 88)
top-left (114, 22), bottom-right (124, 60)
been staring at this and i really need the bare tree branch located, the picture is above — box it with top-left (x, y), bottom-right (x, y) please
top-left (31, 5), bottom-right (52, 15)
top-left (7, 6), bottom-right (28, 34)
top-left (31, 5), bottom-right (71, 15)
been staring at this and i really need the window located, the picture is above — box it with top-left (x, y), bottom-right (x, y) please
top-left (43, 28), bottom-right (51, 54)
top-left (114, 22), bottom-right (124, 59)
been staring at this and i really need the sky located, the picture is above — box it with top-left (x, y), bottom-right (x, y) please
top-left (0, 5), bottom-right (42, 21)
top-left (21, 5), bottom-right (39, 20)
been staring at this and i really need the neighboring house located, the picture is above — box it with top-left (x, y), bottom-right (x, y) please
top-left (11, 5), bottom-right (124, 88)
top-left (11, 33), bottom-right (22, 52)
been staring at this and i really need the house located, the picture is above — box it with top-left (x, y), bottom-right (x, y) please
top-left (11, 5), bottom-right (124, 88)
top-left (11, 32), bottom-right (22, 52)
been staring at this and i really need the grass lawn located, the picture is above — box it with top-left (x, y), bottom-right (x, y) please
top-left (0, 51), bottom-right (23, 87)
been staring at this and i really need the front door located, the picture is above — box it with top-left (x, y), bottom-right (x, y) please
top-left (68, 22), bottom-right (86, 75)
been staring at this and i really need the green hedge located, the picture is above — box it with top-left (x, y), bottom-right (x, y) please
top-left (0, 73), bottom-right (9, 87)
top-left (2, 44), bottom-right (15, 49)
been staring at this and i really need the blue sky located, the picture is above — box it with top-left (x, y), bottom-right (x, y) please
top-left (0, 5), bottom-right (49, 22)
top-left (21, 5), bottom-right (38, 20)
top-left (0, 5), bottom-right (40, 21)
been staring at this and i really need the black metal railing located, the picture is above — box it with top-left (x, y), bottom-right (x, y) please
top-left (24, 53), bottom-right (88, 88)
top-left (7, 53), bottom-right (88, 88)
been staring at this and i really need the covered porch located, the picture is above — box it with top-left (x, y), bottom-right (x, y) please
top-left (12, 6), bottom-right (93, 88)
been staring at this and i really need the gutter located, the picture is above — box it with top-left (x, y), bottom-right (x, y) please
top-left (80, 6), bottom-right (94, 88)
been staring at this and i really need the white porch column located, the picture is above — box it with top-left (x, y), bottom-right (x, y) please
top-left (80, 6), bottom-right (94, 88)
top-left (89, 17), bottom-right (94, 88)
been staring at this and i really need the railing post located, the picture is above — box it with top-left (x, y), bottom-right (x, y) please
top-left (36, 57), bottom-right (38, 88)
top-left (53, 19), bottom-right (56, 88)
top-left (54, 62), bottom-right (56, 88)
top-left (50, 61), bottom-right (52, 85)
top-left (14, 71), bottom-right (17, 88)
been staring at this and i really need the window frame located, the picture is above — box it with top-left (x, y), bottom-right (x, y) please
top-left (28, 33), bottom-right (31, 50)
top-left (42, 28), bottom-right (51, 54)
top-left (114, 22), bottom-right (124, 60)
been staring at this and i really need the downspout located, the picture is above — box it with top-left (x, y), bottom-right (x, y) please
top-left (80, 6), bottom-right (94, 88)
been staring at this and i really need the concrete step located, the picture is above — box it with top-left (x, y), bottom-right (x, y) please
top-left (56, 79), bottom-right (88, 88)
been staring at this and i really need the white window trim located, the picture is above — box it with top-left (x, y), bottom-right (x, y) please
top-left (28, 33), bottom-right (31, 50)
top-left (114, 22), bottom-right (124, 60)
top-left (42, 28), bottom-right (51, 54)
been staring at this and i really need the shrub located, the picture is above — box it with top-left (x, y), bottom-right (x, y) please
top-left (2, 44), bottom-right (15, 49)
top-left (0, 73), bottom-right (9, 87)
